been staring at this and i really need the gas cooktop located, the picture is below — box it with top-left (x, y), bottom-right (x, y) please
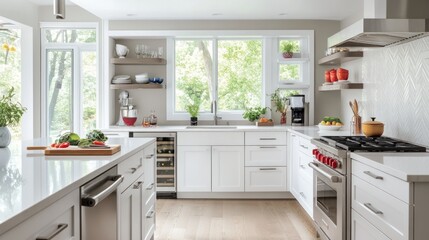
top-left (320, 136), bottom-right (427, 152)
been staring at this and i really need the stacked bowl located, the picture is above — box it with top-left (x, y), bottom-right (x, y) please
top-left (135, 73), bottom-right (149, 84)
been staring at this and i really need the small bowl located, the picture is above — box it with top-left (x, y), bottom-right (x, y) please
top-left (135, 77), bottom-right (149, 84)
top-left (318, 124), bottom-right (342, 131)
top-left (116, 44), bottom-right (129, 58)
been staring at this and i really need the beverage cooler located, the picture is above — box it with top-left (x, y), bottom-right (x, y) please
top-left (132, 132), bottom-right (177, 198)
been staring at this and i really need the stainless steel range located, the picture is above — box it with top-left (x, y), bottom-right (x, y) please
top-left (310, 136), bottom-right (426, 240)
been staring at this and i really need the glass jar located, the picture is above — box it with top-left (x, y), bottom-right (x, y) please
top-left (149, 110), bottom-right (158, 126)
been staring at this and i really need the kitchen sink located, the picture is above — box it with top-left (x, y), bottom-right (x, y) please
top-left (186, 126), bottom-right (238, 129)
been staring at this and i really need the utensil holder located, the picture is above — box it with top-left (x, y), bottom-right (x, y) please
top-left (351, 116), bottom-right (362, 135)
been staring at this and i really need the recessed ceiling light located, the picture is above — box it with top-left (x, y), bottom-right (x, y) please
top-left (279, 13), bottom-right (288, 16)
top-left (212, 13), bottom-right (223, 16)
top-left (126, 13), bottom-right (136, 17)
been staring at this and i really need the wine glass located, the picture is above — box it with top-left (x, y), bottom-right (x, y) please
top-left (135, 45), bottom-right (141, 58)
top-left (158, 47), bottom-right (164, 58)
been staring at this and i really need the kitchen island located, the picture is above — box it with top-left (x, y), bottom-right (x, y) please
top-left (0, 137), bottom-right (155, 238)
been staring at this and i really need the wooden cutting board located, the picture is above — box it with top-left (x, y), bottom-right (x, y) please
top-left (27, 145), bottom-right (121, 156)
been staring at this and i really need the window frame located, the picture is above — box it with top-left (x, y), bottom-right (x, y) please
top-left (40, 22), bottom-right (99, 139)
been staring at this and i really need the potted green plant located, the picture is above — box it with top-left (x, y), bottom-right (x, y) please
top-left (242, 107), bottom-right (268, 123)
top-left (0, 87), bottom-right (26, 147)
top-left (185, 104), bottom-right (200, 125)
top-left (270, 89), bottom-right (289, 125)
top-left (280, 41), bottom-right (298, 58)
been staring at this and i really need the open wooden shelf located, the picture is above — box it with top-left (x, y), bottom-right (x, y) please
top-left (318, 83), bottom-right (363, 91)
top-left (318, 51), bottom-right (363, 65)
top-left (110, 83), bottom-right (163, 89)
top-left (110, 58), bottom-right (166, 65)
top-left (278, 57), bottom-right (309, 64)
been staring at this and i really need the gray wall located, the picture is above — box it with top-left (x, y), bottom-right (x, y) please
top-left (109, 20), bottom-right (341, 125)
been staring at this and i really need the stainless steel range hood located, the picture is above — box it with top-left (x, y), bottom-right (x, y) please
top-left (328, 0), bottom-right (429, 48)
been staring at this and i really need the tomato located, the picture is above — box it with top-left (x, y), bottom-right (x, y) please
top-left (51, 143), bottom-right (57, 148)
top-left (92, 140), bottom-right (105, 145)
top-left (59, 142), bottom-right (70, 148)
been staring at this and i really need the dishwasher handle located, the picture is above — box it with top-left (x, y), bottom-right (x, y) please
top-left (81, 175), bottom-right (124, 207)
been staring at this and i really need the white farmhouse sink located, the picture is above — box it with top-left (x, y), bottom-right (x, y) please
top-left (186, 126), bottom-right (237, 129)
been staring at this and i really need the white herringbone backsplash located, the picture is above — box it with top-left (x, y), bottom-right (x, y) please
top-left (361, 36), bottom-right (429, 146)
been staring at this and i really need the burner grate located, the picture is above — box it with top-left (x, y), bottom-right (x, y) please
top-left (320, 136), bottom-right (427, 152)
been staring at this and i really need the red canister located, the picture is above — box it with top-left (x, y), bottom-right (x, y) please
top-left (330, 69), bottom-right (338, 82)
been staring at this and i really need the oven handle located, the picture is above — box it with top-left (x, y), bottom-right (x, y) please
top-left (308, 162), bottom-right (341, 183)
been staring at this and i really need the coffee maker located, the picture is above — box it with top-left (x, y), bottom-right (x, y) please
top-left (289, 95), bottom-right (305, 125)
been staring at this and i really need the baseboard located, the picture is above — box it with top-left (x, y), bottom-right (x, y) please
top-left (177, 191), bottom-right (295, 199)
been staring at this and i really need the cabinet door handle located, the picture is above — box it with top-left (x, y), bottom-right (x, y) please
top-left (363, 171), bottom-right (383, 180)
top-left (291, 134), bottom-right (296, 137)
top-left (146, 154), bottom-right (154, 159)
top-left (300, 144), bottom-right (308, 149)
top-left (133, 181), bottom-right (143, 189)
top-left (146, 210), bottom-right (155, 219)
top-left (299, 164), bottom-right (306, 169)
top-left (364, 203), bottom-right (383, 215)
top-left (260, 138), bottom-right (276, 140)
top-left (299, 192), bottom-right (306, 199)
top-left (36, 224), bottom-right (68, 240)
top-left (259, 146), bottom-right (277, 149)
top-left (259, 168), bottom-right (277, 171)
top-left (146, 183), bottom-right (155, 190)
top-left (131, 163), bottom-right (143, 173)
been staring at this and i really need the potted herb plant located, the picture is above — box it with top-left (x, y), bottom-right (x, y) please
top-left (280, 41), bottom-right (298, 58)
top-left (0, 87), bottom-right (26, 147)
top-left (185, 104), bottom-right (200, 126)
top-left (270, 89), bottom-right (289, 125)
top-left (242, 107), bottom-right (268, 123)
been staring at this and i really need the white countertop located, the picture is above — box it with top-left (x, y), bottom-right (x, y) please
top-left (351, 152), bottom-right (429, 182)
top-left (106, 125), bottom-right (353, 140)
top-left (0, 137), bottom-right (155, 235)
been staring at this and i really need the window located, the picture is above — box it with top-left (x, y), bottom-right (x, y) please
top-left (41, 25), bottom-right (98, 140)
top-left (166, 31), bottom-right (314, 123)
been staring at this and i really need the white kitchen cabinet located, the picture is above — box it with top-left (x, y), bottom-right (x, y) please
top-left (244, 131), bottom-right (287, 193)
top-left (103, 130), bottom-right (130, 138)
top-left (245, 167), bottom-right (287, 192)
top-left (119, 142), bottom-right (156, 240)
top-left (177, 146), bottom-right (212, 192)
top-left (352, 210), bottom-right (390, 240)
top-left (212, 146), bottom-right (245, 192)
top-left (119, 174), bottom-right (144, 240)
top-left (0, 189), bottom-right (80, 240)
top-left (288, 132), bottom-right (314, 217)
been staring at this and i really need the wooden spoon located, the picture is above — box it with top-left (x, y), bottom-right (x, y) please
top-left (354, 99), bottom-right (359, 114)
top-left (349, 101), bottom-right (358, 116)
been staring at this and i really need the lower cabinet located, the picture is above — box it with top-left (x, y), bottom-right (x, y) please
top-left (177, 146), bottom-right (212, 192)
top-left (212, 146), bottom-right (245, 192)
top-left (119, 142), bottom-right (156, 240)
top-left (245, 167), bottom-right (287, 192)
top-left (289, 132), bottom-right (314, 217)
top-left (352, 210), bottom-right (390, 240)
top-left (119, 174), bottom-right (144, 240)
top-left (0, 189), bottom-right (80, 240)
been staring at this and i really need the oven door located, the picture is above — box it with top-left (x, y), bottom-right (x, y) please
top-left (309, 162), bottom-right (346, 240)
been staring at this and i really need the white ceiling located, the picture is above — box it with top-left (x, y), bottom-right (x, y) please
top-left (27, 0), bottom-right (362, 20)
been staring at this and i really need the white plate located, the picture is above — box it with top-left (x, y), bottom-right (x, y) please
top-left (113, 75), bottom-right (130, 80)
top-left (112, 79), bottom-right (132, 84)
top-left (318, 124), bottom-right (342, 131)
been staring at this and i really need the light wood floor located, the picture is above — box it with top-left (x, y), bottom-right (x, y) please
top-left (155, 199), bottom-right (318, 240)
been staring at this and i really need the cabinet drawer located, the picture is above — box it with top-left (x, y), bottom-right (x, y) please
top-left (297, 150), bottom-right (313, 180)
top-left (144, 191), bottom-right (156, 212)
top-left (352, 210), bottom-right (390, 240)
top-left (178, 132), bottom-right (244, 146)
top-left (245, 146), bottom-right (287, 166)
top-left (144, 205), bottom-right (156, 240)
top-left (0, 189), bottom-right (79, 240)
top-left (352, 160), bottom-right (410, 203)
top-left (119, 150), bottom-right (144, 193)
top-left (352, 175), bottom-right (410, 240)
top-left (143, 143), bottom-right (156, 187)
top-left (297, 174), bottom-right (313, 217)
top-left (245, 167), bottom-right (287, 192)
top-left (298, 137), bottom-right (316, 156)
top-left (245, 132), bottom-right (287, 145)
top-left (102, 130), bottom-right (129, 138)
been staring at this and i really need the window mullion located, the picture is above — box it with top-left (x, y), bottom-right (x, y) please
top-left (212, 38), bottom-right (218, 115)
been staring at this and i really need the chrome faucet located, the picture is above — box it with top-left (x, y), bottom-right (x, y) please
top-left (212, 100), bottom-right (222, 125)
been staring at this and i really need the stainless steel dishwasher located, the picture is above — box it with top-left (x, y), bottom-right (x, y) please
top-left (132, 132), bottom-right (177, 198)
top-left (80, 166), bottom-right (124, 240)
